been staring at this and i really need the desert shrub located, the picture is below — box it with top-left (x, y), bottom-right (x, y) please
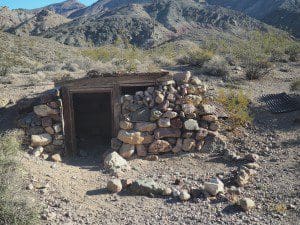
top-left (0, 67), bottom-right (9, 77)
top-left (0, 132), bottom-right (39, 225)
top-left (290, 79), bottom-right (300, 92)
top-left (217, 89), bottom-right (252, 128)
top-left (244, 60), bottom-right (272, 80)
top-left (202, 55), bottom-right (229, 77)
top-left (177, 49), bottom-right (213, 67)
top-left (285, 44), bottom-right (300, 62)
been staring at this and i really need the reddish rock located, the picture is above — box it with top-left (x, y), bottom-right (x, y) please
top-left (154, 128), bottom-right (181, 139)
top-left (149, 140), bottom-right (171, 154)
top-left (195, 128), bottom-right (209, 140)
top-left (135, 122), bottom-right (157, 132)
top-left (170, 117), bottom-right (183, 129)
top-left (136, 145), bottom-right (147, 157)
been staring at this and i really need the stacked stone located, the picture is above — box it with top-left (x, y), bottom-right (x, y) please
top-left (112, 71), bottom-right (220, 159)
top-left (18, 89), bottom-right (64, 161)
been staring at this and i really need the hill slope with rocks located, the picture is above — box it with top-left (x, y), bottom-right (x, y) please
top-left (8, 10), bottom-right (71, 36)
top-left (206, 0), bottom-right (300, 37)
top-left (41, 0), bottom-right (274, 47)
top-left (0, 6), bottom-right (34, 30)
top-left (29, 0), bottom-right (86, 17)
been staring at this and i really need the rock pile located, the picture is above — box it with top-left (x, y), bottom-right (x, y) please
top-left (18, 89), bottom-right (64, 161)
top-left (112, 71), bottom-right (221, 158)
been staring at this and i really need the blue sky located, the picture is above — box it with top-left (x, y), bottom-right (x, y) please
top-left (0, 0), bottom-right (97, 9)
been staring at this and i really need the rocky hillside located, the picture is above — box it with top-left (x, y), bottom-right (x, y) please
top-left (68, 0), bottom-right (152, 18)
top-left (0, 6), bottom-right (33, 30)
top-left (8, 10), bottom-right (71, 36)
top-left (29, 0), bottom-right (86, 17)
top-left (206, 0), bottom-right (300, 37)
top-left (41, 0), bottom-right (273, 47)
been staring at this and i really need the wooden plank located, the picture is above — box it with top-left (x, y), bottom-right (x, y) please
top-left (61, 87), bottom-right (74, 156)
top-left (113, 84), bottom-right (120, 137)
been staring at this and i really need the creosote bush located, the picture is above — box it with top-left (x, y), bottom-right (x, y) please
top-left (245, 60), bottom-right (272, 80)
top-left (0, 132), bottom-right (39, 225)
top-left (202, 55), bottom-right (229, 77)
top-left (217, 89), bottom-right (252, 128)
top-left (177, 49), bottom-right (214, 67)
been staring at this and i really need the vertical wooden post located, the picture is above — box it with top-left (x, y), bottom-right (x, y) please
top-left (113, 84), bottom-right (120, 137)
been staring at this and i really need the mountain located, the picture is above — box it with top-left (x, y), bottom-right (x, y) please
top-left (30, 0), bottom-right (86, 17)
top-left (206, 0), bottom-right (300, 38)
top-left (68, 0), bottom-right (152, 18)
top-left (41, 0), bottom-right (273, 47)
top-left (0, 6), bottom-right (33, 30)
top-left (8, 10), bottom-right (71, 36)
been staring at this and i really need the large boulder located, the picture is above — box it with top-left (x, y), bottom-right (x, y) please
top-left (33, 105), bottom-right (59, 117)
top-left (31, 133), bottom-right (52, 147)
top-left (103, 151), bottom-right (130, 172)
top-left (154, 128), bottom-right (181, 139)
top-left (117, 130), bottom-right (144, 145)
top-left (130, 178), bottom-right (165, 196)
top-left (149, 140), bottom-right (171, 154)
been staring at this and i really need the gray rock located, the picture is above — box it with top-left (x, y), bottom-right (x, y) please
top-left (103, 152), bottom-right (130, 172)
top-left (33, 105), bottom-right (58, 117)
top-left (238, 198), bottom-right (255, 211)
top-left (204, 178), bottom-right (224, 196)
top-left (184, 119), bottom-right (200, 131)
top-left (130, 178), bottom-right (165, 196)
top-left (119, 143), bottom-right (135, 159)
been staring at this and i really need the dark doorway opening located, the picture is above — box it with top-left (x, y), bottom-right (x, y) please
top-left (121, 86), bottom-right (148, 95)
top-left (73, 92), bottom-right (112, 155)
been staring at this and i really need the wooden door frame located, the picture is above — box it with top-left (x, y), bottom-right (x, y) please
top-left (62, 87), bottom-right (116, 156)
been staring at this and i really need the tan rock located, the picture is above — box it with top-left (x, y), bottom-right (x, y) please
top-left (155, 92), bottom-right (165, 104)
top-left (51, 153), bottom-right (62, 162)
top-left (185, 95), bottom-right (203, 106)
top-left (45, 126), bottom-right (55, 135)
top-left (135, 122), bottom-right (157, 132)
top-left (117, 130), bottom-right (144, 145)
top-left (31, 134), bottom-right (52, 147)
top-left (34, 105), bottom-right (58, 117)
top-left (149, 140), bottom-right (171, 154)
top-left (182, 138), bottom-right (196, 152)
top-left (107, 179), bottom-right (122, 193)
top-left (204, 178), bottom-right (224, 196)
top-left (202, 115), bottom-right (218, 122)
top-left (163, 111), bottom-right (178, 119)
top-left (119, 121), bottom-right (133, 130)
top-left (239, 198), bottom-right (255, 211)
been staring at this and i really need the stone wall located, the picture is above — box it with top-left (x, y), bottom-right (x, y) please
top-left (18, 89), bottom-right (64, 162)
top-left (112, 71), bottom-right (220, 159)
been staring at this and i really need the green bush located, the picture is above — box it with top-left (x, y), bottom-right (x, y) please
top-left (178, 49), bottom-right (213, 67)
top-left (0, 132), bottom-right (39, 225)
top-left (216, 89), bottom-right (252, 128)
top-left (202, 55), bottom-right (229, 77)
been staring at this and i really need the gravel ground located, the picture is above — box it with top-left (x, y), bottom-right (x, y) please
top-left (1, 62), bottom-right (300, 225)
